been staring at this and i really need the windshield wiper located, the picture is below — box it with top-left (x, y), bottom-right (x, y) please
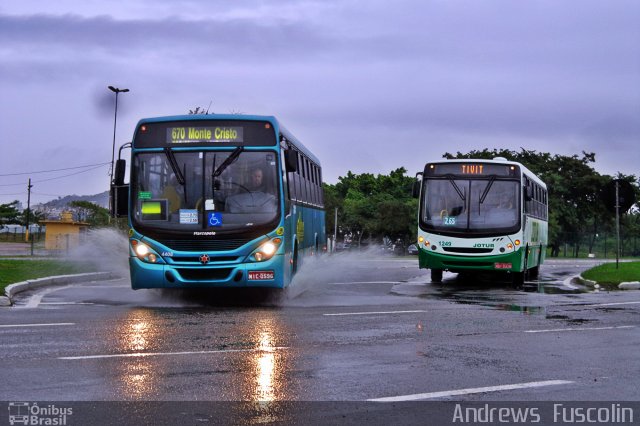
top-left (445, 175), bottom-right (466, 201)
top-left (164, 147), bottom-right (185, 186)
top-left (210, 153), bottom-right (217, 202)
top-left (479, 175), bottom-right (497, 204)
top-left (213, 146), bottom-right (244, 178)
top-left (164, 147), bottom-right (189, 204)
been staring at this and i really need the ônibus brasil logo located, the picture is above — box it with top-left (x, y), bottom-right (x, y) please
top-left (8, 402), bottom-right (73, 425)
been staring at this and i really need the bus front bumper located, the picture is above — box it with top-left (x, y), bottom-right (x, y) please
top-left (418, 247), bottom-right (525, 273)
top-left (129, 254), bottom-right (288, 289)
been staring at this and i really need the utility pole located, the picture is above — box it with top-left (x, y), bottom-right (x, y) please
top-left (334, 207), bottom-right (338, 252)
top-left (615, 180), bottom-right (620, 269)
top-left (25, 178), bottom-right (33, 242)
top-left (108, 85), bottom-right (129, 223)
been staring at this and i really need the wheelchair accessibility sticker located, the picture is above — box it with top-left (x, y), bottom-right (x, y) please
top-left (207, 212), bottom-right (223, 227)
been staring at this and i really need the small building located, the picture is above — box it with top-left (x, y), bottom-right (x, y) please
top-left (41, 212), bottom-right (89, 250)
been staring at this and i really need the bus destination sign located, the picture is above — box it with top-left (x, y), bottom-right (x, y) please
top-left (167, 127), bottom-right (244, 144)
top-left (426, 163), bottom-right (518, 177)
top-left (461, 164), bottom-right (484, 175)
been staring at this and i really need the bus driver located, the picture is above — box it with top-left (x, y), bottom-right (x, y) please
top-left (226, 167), bottom-right (277, 213)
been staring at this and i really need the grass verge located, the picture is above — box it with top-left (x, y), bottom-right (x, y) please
top-left (581, 261), bottom-right (640, 290)
top-left (0, 259), bottom-right (97, 294)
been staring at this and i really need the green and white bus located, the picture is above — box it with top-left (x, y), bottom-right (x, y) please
top-left (413, 157), bottom-right (548, 285)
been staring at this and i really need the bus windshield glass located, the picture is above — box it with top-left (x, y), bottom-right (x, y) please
top-left (132, 150), bottom-right (280, 232)
top-left (422, 178), bottom-right (519, 235)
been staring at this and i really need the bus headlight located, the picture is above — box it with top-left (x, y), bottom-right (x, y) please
top-left (251, 238), bottom-right (282, 262)
top-left (135, 243), bottom-right (150, 257)
top-left (130, 240), bottom-right (164, 264)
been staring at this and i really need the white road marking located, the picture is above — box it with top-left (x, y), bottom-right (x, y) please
top-left (324, 310), bottom-right (428, 316)
top-left (0, 323), bottom-right (75, 328)
top-left (21, 285), bottom-right (75, 309)
top-left (524, 325), bottom-right (635, 333)
top-left (40, 302), bottom-right (95, 305)
top-left (328, 281), bottom-right (403, 285)
top-left (58, 346), bottom-right (289, 360)
top-left (589, 301), bottom-right (640, 307)
top-left (367, 379), bottom-right (573, 402)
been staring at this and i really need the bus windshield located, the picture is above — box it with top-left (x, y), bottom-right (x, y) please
top-left (132, 150), bottom-right (280, 233)
top-left (422, 178), bottom-right (520, 235)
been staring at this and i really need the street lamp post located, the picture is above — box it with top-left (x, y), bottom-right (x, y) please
top-left (108, 85), bottom-right (129, 216)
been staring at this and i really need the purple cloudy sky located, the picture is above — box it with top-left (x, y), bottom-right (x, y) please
top-left (1, 0), bottom-right (638, 204)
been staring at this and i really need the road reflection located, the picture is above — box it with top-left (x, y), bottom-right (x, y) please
top-left (100, 306), bottom-right (297, 405)
top-left (116, 309), bottom-right (159, 399)
top-left (255, 329), bottom-right (277, 401)
top-left (248, 316), bottom-right (291, 402)
top-left (242, 315), bottom-right (294, 424)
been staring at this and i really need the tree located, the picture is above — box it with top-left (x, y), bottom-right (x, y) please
top-left (324, 168), bottom-right (417, 246)
top-left (69, 201), bottom-right (109, 226)
top-left (19, 208), bottom-right (45, 228)
top-left (0, 201), bottom-right (20, 227)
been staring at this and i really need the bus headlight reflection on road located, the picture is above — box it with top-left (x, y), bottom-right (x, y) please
top-left (256, 330), bottom-right (276, 402)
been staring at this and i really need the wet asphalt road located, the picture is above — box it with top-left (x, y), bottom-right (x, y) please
top-left (1, 256), bottom-right (639, 406)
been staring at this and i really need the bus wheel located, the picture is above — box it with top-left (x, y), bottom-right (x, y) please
top-left (431, 269), bottom-right (443, 283)
top-left (512, 271), bottom-right (525, 288)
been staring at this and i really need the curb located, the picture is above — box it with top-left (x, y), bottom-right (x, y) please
top-left (2, 272), bottom-right (120, 306)
top-left (619, 281), bottom-right (640, 290)
top-left (577, 274), bottom-right (597, 287)
top-left (578, 274), bottom-right (640, 291)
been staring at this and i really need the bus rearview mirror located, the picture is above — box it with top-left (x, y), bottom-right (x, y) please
top-left (110, 184), bottom-right (129, 218)
top-left (114, 159), bottom-right (126, 186)
top-left (412, 180), bottom-right (421, 198)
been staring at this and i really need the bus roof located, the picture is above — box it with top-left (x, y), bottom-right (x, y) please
top-left (134, 114), bottom-right (321, 165)
top-left (426, 157), bottom-right (546, 189)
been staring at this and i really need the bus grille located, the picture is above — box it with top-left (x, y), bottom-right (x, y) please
top-left (176, 268), bottom-right (233, 281)
top-left (158, 238), bottom-right (258, 252)
top-left (442, 247), bottom-right (493, 254)
top-left (170, 256), bottom-right (240, 264)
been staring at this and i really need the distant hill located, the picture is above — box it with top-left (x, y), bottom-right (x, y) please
top-left (40, 191), bottom-right (109, 209)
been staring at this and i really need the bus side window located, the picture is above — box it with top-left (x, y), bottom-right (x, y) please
top-left (312, 164), bottom-right (318, 206)
top-left (297, 154), bottom-right (302, 203)
top-left (303, 158), bottom-right (309, 205)
top-left (289, 150), bottom-right (298, 202)
top-left (318, 168), bottom-right (324, 207)
top-left (281, 148), bottom-right (292, 214)
top-left (298, 155), bottom-right (305, 203)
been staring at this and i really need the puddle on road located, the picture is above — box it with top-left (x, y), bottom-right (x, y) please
top-left (388, 271), bottom-right (598, 317)
top-left (545, 314), bottom-right (597, 325)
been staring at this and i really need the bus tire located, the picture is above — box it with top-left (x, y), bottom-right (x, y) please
top-left (528, 246), bottom-right (542, 280)
top-left (431, 268), bottom-right (443, 283)
top-left (512, 271), bottom-right (525, 288)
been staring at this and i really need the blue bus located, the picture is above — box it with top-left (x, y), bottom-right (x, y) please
top-left (111, 115), bottom-right (326, 289)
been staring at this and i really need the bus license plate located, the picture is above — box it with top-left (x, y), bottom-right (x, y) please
top-left (248, 271), bottom-right (274, 280)
top-left (494, 263), bottom-right (512, 269)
